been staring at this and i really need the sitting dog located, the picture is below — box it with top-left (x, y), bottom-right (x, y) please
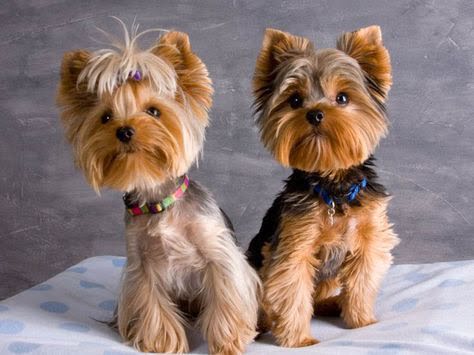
top-left (57, 21), bottom-right (259, 354)
top-left (247, 26), bottom-right (400, 347)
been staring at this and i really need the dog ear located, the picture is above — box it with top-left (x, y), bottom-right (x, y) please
top-left (253, 29), bottom-right (313, 111)
top-left (57, 50), bottom-right (97, 142)
top-left (154, 31), bottom-right (213, 121)
top-left (58, 50), bottom-right (92, 101)
top-left (337, 26), bottom-right (392, 101)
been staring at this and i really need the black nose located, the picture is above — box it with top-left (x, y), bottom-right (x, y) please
top-left (306, 110), bottom-right (324, 126)
top-left (116, 126), bottom-right (135, 143)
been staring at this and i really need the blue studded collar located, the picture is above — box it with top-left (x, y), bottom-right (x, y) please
top-left (313, 178), bottom-right (367, 207)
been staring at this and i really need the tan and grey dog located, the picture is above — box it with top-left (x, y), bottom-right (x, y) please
top-left (57, 21), bottom-right (259, 354)
top-left (247, 26), bottom-right (399, 347)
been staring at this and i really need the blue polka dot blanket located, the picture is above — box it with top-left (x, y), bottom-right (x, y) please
top-left (1, 256), bottom-right (473, 354)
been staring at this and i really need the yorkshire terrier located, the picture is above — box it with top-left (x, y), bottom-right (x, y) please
top-left (57, 21), bottom-right (259, 354)
top-left (246, 26), bottom-right (400, 347)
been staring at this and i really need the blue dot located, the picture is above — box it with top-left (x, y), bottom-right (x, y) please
top-left (31, 284), bottom-right (52, 291)
top-left (0, 319), bottom-right (25, 334)
top-left (429, 303), bottom-right (458, 310)
top-left (421, 325), bottom-right (452, 335)
top-left (68, 266), bottom-right (87, 273)
top-left (382, 344), bottom-right (402, 349)
top-left (80, 280), bottom-right (105, 289)
top-left (59, 322), bottom-right (90, 333)
top-left (392, 298), bottom-right (418, 312)
top-left (8, 342), bottom-right (40, 353)
top-left (378, 321), bottom-right (409, 331)
top-left (112, 258), bottom-right (126, 267)
top-left (367, 343), bottom-right (402, 355)
top-left (0, 305), bottom-right (9, 312)
top-left (40, 301), bottom-right (69, 313)
top-left (439, 279), bottom-right (465, 288)
top-left (404, 272), bottom-right (430, 283)
top-left (333, 340), bottom-right (353, 346)
top-left (98, 300), bottom-right (116, 312)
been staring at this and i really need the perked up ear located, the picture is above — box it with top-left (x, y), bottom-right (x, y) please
top-left (154, 31), bottom-right (213, 121)
top-left (337, 25), bottom-right (392, 101)
top-left (253, 28), bottom-right (314, 111)
top-left (57, 50), bottom-right (96, 142)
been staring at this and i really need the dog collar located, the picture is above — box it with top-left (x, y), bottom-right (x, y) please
top-left (123, 175), bottom-right (189, 216)
top-left (313, 178), bottom-right (367, 225)
top-left (313, 178), bottom-right (367, 207)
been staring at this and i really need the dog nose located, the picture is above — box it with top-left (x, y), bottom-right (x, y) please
top-left (116, 126), bottom-right (135, 143)
top-left (306, 110), bottom-right (324, 126)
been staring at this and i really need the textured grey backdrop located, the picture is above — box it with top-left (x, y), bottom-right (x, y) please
top-left (1, 0), bottom-right (473, 300)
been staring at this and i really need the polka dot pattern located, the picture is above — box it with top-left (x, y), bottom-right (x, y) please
top-left (68, 266), bottom-right (87, 273)
top-left (332, 340), bottom-right (353, 346)
top-left (0, 256), bottom-right (471, 354)
top-left (421, 324), bottom-right (453, 335)
top-left (59, 322), bottom-right (90, 333)
top-left (80, 280), bottom-right (105, 289)
top-left (0, 319), bottom-right (25, 334)
top-left (112, 258), bottom-right (126, 267)
top-left (30, 284), bottom-right (52, 291)
top-left (404, 271), bottom-right (430, 283)
top-left (429, 302), bottom-right (458, 310)
top-left (7, 342), bottom-right (40, 353)
top-left (391, 298), bottom-right (419, 312)
top-left (98, 300), bottom-right (116, 312)
top-left (439, 279), bottom-right (465, 288)
top-left (40, 301), bottom-right (69, 313)
top-left (378, 322), bottom-right (409, 331)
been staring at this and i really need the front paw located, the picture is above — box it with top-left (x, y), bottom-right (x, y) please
top-left (210, 341), bottom-right (243, 355)
top-left (208, 324), bottom-right (257, 355)
top-left (343, 313), bottom-right (377, 329)
top-left (123, 320), bottom-right (189, 353)
top-left (277, 335), bottom-right (319, 348)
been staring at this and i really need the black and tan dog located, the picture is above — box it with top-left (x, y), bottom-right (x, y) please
top-left (247, 26), bottom-right (399, 347)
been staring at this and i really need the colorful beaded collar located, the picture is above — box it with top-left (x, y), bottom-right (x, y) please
top-left (123, 175), bottom-right (189, 216)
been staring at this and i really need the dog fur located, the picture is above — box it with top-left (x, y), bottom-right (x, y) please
top-left (246, 26), bottom-right (400, 347)
top-left (57, 21), bottom-right (260, 354)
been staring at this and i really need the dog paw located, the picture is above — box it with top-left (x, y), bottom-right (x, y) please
top-left (125, 321), bottom-right (189, 353)
top-left (344, 316), bottom-right (377, 329)
top-left (299, 337), bottom-right (319, 347)
top-left (135, 336), bottom-right (189, 354)
top-left (209, 340), bottom-right (244, 355)
top-left (278, 336), bottom-right (319, 348)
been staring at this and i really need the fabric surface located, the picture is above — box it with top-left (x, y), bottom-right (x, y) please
top-left (0, 256), bottom-right (473, 354)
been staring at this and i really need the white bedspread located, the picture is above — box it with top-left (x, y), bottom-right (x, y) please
top-left (1, 256), bottom-right (473, 354)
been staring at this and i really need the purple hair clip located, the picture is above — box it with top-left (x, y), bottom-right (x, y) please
top-left (129, 70), bottom-right (142, 81)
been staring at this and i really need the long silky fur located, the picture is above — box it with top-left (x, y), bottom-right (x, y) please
top-left (57, 20), bottom-right (260, 354)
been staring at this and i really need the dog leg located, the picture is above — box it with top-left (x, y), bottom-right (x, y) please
top-left (262, 216), bottom-right (319, 347)
top-left (339, 206), bottom-right (399, 328)
top-left (117, 262), bottom-right (188, 353)
top-left (196, 229), bottom-right (260, 355)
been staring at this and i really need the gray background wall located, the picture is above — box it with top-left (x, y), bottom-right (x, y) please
top-left (1, 0), bottom-right (473, 300)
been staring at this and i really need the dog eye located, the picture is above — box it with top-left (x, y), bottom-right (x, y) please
top-left (335, 93), bottom-right (349, 105)
top-left (288, 93), bottom-right (304, 109)
top-left (146, 107), bottom-right (161, 118)
top-left (101, 112), bottom-right (113, 124)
